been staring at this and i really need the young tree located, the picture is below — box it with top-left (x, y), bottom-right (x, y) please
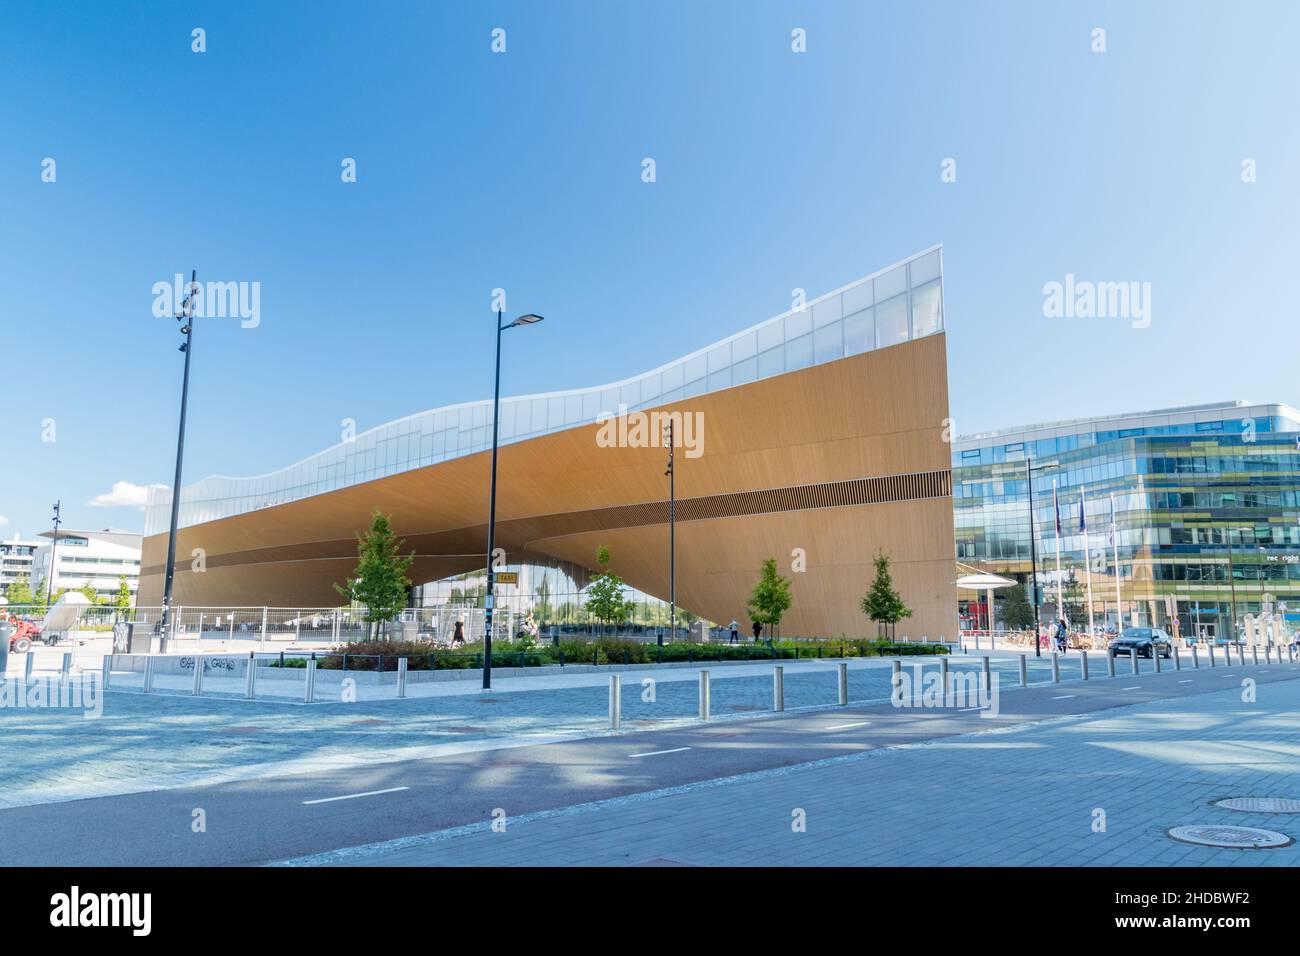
top-left (114, 575), bottom-right (133, 616)
top-left (334, 510), bottom-right (414, 640)
top-left (999, 581), bottom-right (1036, 631)
top-left (860, 549), bottom-right (912, 640)
top-left (584, 545), bottom-right (634, 633)
top-left (4, 574), bottom-right (34, 607)
top-left (747, 558), bottom-right (793, 639)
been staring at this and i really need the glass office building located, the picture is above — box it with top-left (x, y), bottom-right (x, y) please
top-left (953, 401), bottom-right (1300, 639)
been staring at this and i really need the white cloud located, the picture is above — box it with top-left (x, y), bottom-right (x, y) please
top-left (86, 481), bottom-right (169, 510)
top-left (0, 515), bottom-right (8, 526)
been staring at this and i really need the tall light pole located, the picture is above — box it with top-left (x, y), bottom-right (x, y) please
top-left (1025, 457), bottom-right (1043, 657)
top-left (160, 270), bottom-right (198, 653)
top-left (44, 500), bottom-right (62, 610)
top-left (483, 309), bottom-right (544, 691)
top-left (663, 418), bottom-right (675, 646)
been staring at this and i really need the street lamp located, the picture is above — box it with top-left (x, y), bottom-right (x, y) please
top-left (160, 269), bottom-right (198, 653)
top-left (483, 310), bottom-right (544, 690)
top-left (663, 419), bottom-right (675, 647)
top-left (44, 501), bottom-right (62, 611)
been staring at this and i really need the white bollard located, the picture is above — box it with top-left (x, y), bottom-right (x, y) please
top-left (143, 656), bottom-right (155, 693)
top-left (1051, 652), bottom-right (1060, 683)
top-left (245, 652), bottom-right (257, 700)
top-left (774, 665), bottom-right (785, 711)
top-left (397, 657), bottom-right (408, 698)
top-left (698, 670), bottom-right (710, 721)
top-left (191, 656), bottom-right (204, 696)
top-left (1081, 650), bottom-right (1089, 680)
top-left (608, 674), bottom-right (621, 729)
top-left (1018, 654), bottom-right (1028, 686)
top-left (304, 659), bottom-right (316, 703)
top-left (837, 661), bottom-right (848, 706)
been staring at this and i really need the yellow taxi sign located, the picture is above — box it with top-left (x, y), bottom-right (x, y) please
top-left (494, 571), bottom-right (519, 585)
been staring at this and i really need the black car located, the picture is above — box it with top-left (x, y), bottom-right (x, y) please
top-left (1109, 626), bottom-right (1173, 658)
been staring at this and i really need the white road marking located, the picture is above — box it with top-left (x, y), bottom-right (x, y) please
top-left (303, 786), bottom-right (409, 805)
top-left (824, 721), bottom-right (871, 730)
top-left (629, 747), bottom-right (691, 758)
top-left (1122, 686), bottom-right (1141, 690)
top-left (1051, 695), bottom-right (1076, 700)
top-left (1178, 679), bottom-right (1193, 683)
top-left (958, 707), bottom-right (983, 712)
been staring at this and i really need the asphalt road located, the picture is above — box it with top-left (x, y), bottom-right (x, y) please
top-left (1, 660), bottom-right (1295, 866)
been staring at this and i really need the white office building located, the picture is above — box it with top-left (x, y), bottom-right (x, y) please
top-left (0, 534), bottom-right (43, 594)
top-left (30, 529), bottom-right (143, 602)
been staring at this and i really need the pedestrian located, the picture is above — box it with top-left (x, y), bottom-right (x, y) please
top-left (1054, 618), bottom-right (1068, 653)
top-left (729, 619), bottom-right (739, 644)
top-left (752, 620), bottom-right (763, 641)
top-left (452, 618), bottom-right (465, 647)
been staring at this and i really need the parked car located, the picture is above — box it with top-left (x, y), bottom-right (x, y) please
top-left (1109, 626), bottom-right (1173, 659)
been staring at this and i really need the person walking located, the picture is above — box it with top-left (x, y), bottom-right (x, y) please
top-left (729, 619), bottom-right (739, 644)
top-left (1054, 617), bottom-right (1069, 653)
top-left (752, 620), bottom-right (763, 641)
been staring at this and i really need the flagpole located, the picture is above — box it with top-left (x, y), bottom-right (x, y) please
top-left (1053, 480), bottom-right (1064, 622)
top-left (1081, 489), bottom-right (1095, 637)
top-left (1111, 492), bottom-right (1122, 630)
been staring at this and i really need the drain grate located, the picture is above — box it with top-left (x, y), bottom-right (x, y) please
top-left (1168, 825), bottom-right (1293, 849)
top-left (1214, 797), bottom-right (1300, 814)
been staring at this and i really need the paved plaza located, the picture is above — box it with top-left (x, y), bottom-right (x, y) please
top-left (287, 671), bottom-right (1300, 867)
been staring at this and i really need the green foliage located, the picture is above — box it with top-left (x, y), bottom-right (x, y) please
top-left (860, 549), bottom-right (912, 638)
top-left (334, 510), bottom-right (414, 639)
top-left (747, 558), bottom-right (793, 629)
top-left (999, 581), bottom-right (1036, 630)
top-left (585, 546), bottom-right (634, 629)
top-left (114, 575), bottom-right (133, 614)
top-left (4, 575), bottom-right (34, 606)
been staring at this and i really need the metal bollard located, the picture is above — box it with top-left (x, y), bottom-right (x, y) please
top-left (890, 659), bottom-right (902, 703)
top-left (608, 674), bottom-right (621, 729)
top-left (304, 659), bottom-right (316, 703)
top-left (1051, 652), bottom-right (1060, 683)
top-left (1237, 643), bottom-right (1245, 666)
top-left (143, 656), bottom-right (155, 693)
top-left (61, 652), bottom-right (72, 681)
top-left (1192, 644), bottom-right (1199, 668)
top-left (982, 655), bottom-right (991, 692)
top-left (1107, 650), bottom-right (1116, 678)
top-left (192, 655), bottom-right (204, 696)
top-left (101, 655), bottom-right (112, 691)
top-left (698, 670), bottom-right (710, 721)
top-left (1154, 647), bottom-right (1162, 673)
top-left (245, 652), bottom-right (257, 700)
top-left (24, 652), bottom-right (34, 681)
top-left (1081, 650), bottom-right (1089, 680)
top-left (1131, 650), bottom-right (1139, 676)
top-left (1252, 644), bottom-right (1259, 665)
top-left (397, 657), bottom-right (408, 698)
top-left (940, 656), bottom-right (950, 703)
top-left (1018, 653), bottom-right (1028, 687)
top-left (1174, 647), bottom-right (1181, 670)
top-left (1208, 644), bottom-right (1217, 668)
top-left (837, 661), bottom-right (848, 706)
top-left (1265, 645), bottom-right (1272, 664)
top-left (774, 665), bottom-right (785, 711)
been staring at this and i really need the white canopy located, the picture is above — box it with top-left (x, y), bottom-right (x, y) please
top-left (955, 572), bottom-right (1017, 590)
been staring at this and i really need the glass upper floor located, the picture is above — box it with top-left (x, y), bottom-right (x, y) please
top-left (146, 246), bottom-right (945, 534)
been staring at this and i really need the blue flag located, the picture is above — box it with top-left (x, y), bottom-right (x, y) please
top-left (1078, 493), bottom-right (1086, 533)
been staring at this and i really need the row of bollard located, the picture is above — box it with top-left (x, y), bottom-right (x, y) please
top-left (1009, 639), bottom-right (1299, 688)
top-left (104, 652), bottom-right (416, 704)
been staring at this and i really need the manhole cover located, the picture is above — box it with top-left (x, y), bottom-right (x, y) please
top-left (1215, 797), bottom-right (1300, 814)
top-left (1168, 825), bottom-right (1293, 848)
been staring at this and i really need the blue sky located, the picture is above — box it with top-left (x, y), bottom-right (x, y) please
top-left (2, 0), bottom-right (1297, 537)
